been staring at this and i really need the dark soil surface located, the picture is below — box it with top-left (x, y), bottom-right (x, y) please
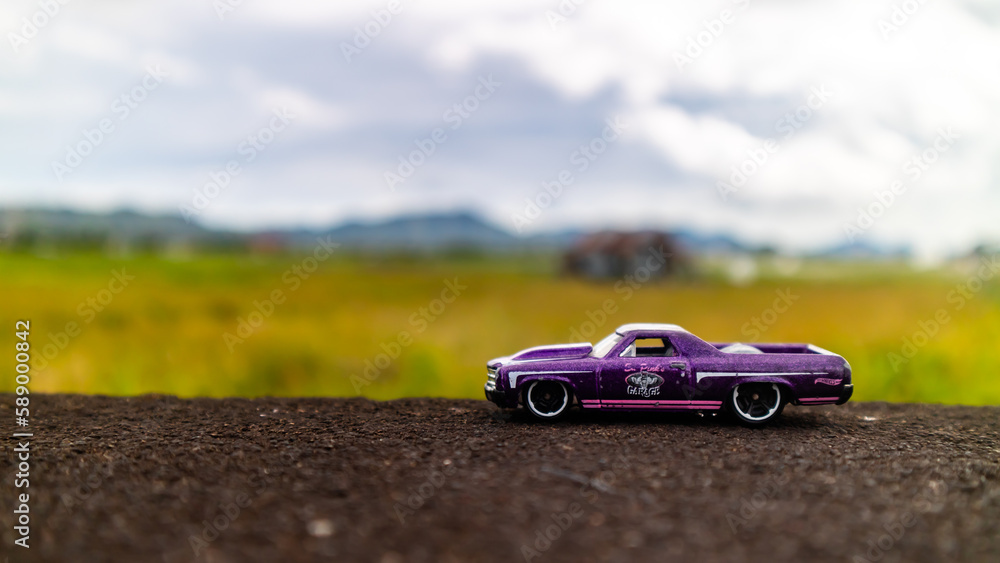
top-left (1, 395), bottom-right (999, 563)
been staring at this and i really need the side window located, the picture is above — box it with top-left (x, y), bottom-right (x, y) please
top-left (634, 337), bottom-right (675, 357)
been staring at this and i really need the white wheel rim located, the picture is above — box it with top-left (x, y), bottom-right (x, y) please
top-left (526, 381), bottom-right (569, 418)
top-left (733, 384), bottom-right (781, 421)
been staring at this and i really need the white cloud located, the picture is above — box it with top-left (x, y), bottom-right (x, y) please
top-left (258, 87), bottom-right (347, 131)
top-left (630, 104), bottom-right (759, 176)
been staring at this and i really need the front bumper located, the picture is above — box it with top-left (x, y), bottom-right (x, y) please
top-left (484, 383), bottom-right (517, 408)
top-left (484, 383), bottom-right (499, 404)
top-left (836, 384), bottom-right (854, 405)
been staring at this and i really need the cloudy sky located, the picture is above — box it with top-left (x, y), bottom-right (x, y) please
top-left (1, 0), bottom-right (999, 258)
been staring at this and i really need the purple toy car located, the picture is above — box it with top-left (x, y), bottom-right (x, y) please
top-left (485, 324), bottom-right (852, 425)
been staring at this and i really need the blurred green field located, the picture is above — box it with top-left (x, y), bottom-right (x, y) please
top-left (2, 252), bottom-right (999, 405)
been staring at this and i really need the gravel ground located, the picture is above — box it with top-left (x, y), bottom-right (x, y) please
top-left (1, 395), bottom-right (998, 563)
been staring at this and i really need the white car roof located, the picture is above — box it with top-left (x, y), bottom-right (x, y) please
top-left (616, 323), bottom-right (689, 335)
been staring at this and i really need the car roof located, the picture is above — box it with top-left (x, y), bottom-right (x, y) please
top-left (615, 323), bottom-right (689, 335)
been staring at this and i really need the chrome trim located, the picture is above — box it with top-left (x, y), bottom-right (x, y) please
top-left (486, 366), bottom-right (498, 392)
top-left (506, 356), bottom-right (588, 364)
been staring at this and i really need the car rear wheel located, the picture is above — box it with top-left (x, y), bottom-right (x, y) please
top-left (729, 383), bottom-right (784, 425)
top-left (525, 381), bottom-right (571, 420)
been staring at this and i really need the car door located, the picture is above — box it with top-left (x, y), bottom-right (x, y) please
top-left (599, 336), bottom-right (689, 408)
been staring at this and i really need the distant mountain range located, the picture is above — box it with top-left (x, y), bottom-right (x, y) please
top-left (0, 208), bottom-right (243, 250)
top-left (265, 212), bottom-right (583, 251)
top-left (0, 208), bottom-right (215, 240)
top-left (0, 207), bottom-right (911, 258)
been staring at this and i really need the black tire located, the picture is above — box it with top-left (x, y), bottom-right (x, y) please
top-left (729, 383), bottom-right (785, 426)
top-left (524, 380), bottom-right (571, 421)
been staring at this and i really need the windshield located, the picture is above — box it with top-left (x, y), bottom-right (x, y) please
top-left (591, 333), bottom-right (623, 358)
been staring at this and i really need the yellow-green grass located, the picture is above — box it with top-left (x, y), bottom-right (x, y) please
top-left (1, 253), bottom-right (998, 405)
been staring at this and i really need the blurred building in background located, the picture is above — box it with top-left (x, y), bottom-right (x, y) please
top-left (563, 231), bottom-right (689, 280)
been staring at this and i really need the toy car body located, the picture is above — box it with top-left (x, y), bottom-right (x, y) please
top-left (484, 324), bottom-right (852, 425)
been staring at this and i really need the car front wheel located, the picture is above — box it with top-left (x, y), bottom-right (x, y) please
top-left (729, 383), bottom-right (784, 425)
top-left (524, 380), bottom-right (571, 420)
